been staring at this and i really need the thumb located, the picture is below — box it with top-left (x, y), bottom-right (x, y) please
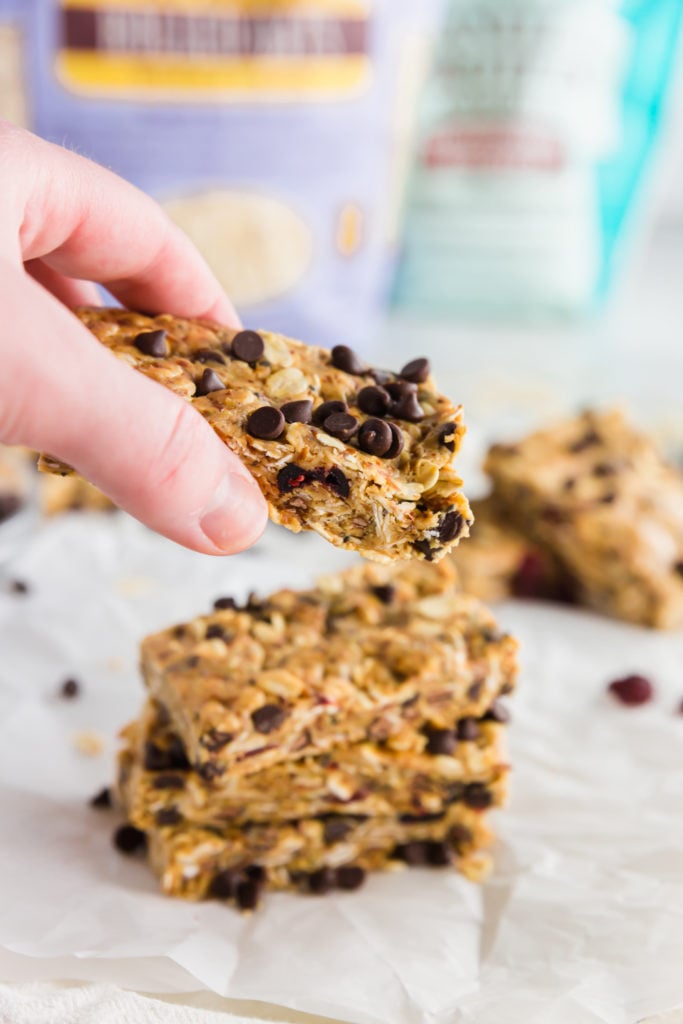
top-left (0, 266), bottom-right (267, 554)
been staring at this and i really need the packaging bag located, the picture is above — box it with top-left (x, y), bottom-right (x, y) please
top-left (9, 0), bottom-right (442, 349)
top-left (393, 0), bottom-right (683, 320)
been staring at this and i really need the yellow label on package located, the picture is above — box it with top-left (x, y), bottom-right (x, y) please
top-left (58, 0), bottom-right (371, 99)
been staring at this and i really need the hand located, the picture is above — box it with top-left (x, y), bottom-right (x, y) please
top-left (0, 122), bottom-right (267, 554)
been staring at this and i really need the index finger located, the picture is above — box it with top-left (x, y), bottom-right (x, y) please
top-left (0, 121), bottom-right (240, 325)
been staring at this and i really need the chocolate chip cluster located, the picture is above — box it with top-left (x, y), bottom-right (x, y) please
top-left (236, 338), bottom-right (437, 459)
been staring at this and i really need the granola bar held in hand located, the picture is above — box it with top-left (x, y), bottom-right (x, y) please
top-left (40, 308), bottom-right (472, 563)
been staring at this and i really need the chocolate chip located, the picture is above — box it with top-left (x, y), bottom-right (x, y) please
top-left (569, 429), bottom-right (601, 453)
top-left (391, 392), bottom-right (425, 422)
top-left (277, 464), bottom-right (310, 492)
top-left (463, 783), bottom-right (493, 809)
top-left (152, 774), bottom-right (185, 790)
top-left (231, 330), bottom-right (264, 362)
top-left (467, 681), bottom-right (484, 701)
top-left (281, 399), bottom-right (313, 424)
top-left (399, 811), bottom-right (445, 824)
top-left (439, 510), bottom-right (463, 544)
top-left (213, 596), bottom-right (237, 610)
top-left (323, 412), bottom-right (358, 441)
top-left (369, 368), bottom-right (392, 386)
top-left (246, 406), bottom-right (285, 440)
top-left (445, 782), bottom-right (465, 804)
top-left (323, 818), bottom-right (353, 843)
top-left (593, 461), bottom-right (616, 477)
top-left (600, 492), bottom-right (617, 504)
top-left (426, 841), bottom-right (451, 867)
top-left (113, 824), bottom-right (146, 855)
top-left (675, 562), bottom-right (683, 578)
top-left (167, 736), bottom-right (190, 770)
top-left (252, 704), bottom-right (286, 734)
top-left (423, 725), bottom-right (457, 755)
top-left (384, 422), bottom-right (405, 459)
top-left (9, 579), bottom-right (29, 595)
top-left (358, 418), bottom-right (393, 457)
top-left (89, 786), bottom-right (111, 809)
top-left (0, 493), bottom-right (22, 523)
top-left (209, 870), bottom-right (237, 900)
top-left (194, 347), bottom-right (226, 364)
top-left (205, 624), bottom-right (227, 641)
top-left (413, 539), bottom-right (434, 561)
top-left (357, 385), bottom-right (391, 417)
top-left (438, 422), bottom-right (458, 451)
top-left (336, 865), bottom-right (365, 891)
top-left (200, 729), bottom-right (234, 752)
top-left (608, 674), bottom-right (654, 706)
top-left (313, 399), bottom-right (348, 425)
top-left (236, 878), bottom-right (261, 910)
top-left (196, 761), bottom-right (225, 782)
top-left (155, 807), bottom-right (181, 827)
top-left (60, 678), bottom-right (80, 699)
top-left (196, 368), bottom-right (224, 396)
top-left (144, 741), bottom-right (168, 772)
top-left (394, 841), bottom-right (428, 865)
top-left (133, 329), bottom-right (167, 358)
top-left (186, 655), bottom-right (199, 669)
top-left (399, 357), bottom-right (431, 383)
top-left (331, 345), bottom-right (366, 376)
top-left (324, 468), bottom-right (350, 499)
top-left (484, 700), bottom-right (510, 723)
top-left (372, 584), bottom-right (395, 605)
top-left (308, 867), bottom-right (336, 894)
top-left (246, 864), bottom-right (266, 884)
top-left (456, 717), bottom-right (479, 741)
top-left (447, 824), bottom-right (473, 852)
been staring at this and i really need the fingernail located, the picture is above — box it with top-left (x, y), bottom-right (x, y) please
top-left (200, 472), bottom-right (266, 553)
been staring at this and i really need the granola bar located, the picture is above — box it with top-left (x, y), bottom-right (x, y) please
top-left (135, 799), bottom-right (498, 904)
top-left (451, 498), bottom-right (566, 603)
top-left (141, 561), bottom-right (519, 778)
top-left (117, 699), bottom-right (509, 827)
top-left (485, 408), bottom-right (683, 627)
top-left (40, 307), bottom-right (472, 562)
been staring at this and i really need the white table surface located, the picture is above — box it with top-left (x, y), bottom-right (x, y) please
top-left (3, 227), bottom-right (683, 1024)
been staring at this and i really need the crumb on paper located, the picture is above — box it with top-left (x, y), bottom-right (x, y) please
top-left (116, 576), bottom-right (156, 598)
top-left (72, 730), bottom-right (105, 757)
top-left (102, 656), bottom-right (125, 673)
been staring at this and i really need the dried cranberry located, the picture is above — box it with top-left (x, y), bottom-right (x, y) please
top-left (607, 674), bottom-right (654, 706)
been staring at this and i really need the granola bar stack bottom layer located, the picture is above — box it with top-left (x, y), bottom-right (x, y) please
top-left (116, 560), bottom-right (518, 910)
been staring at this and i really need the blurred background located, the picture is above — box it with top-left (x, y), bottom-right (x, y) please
top-left (1, 0), bottom-right (683, 460)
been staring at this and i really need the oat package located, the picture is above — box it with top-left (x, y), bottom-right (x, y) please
top-left (5, 0), bottom-right (442, 349)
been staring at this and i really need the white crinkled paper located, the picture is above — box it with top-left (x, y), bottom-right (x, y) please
top-left (1, 513), bottom-right (683, 1024)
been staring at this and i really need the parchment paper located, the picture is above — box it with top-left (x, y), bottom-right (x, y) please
top-left (1, 513), bottom-right (682, 1024)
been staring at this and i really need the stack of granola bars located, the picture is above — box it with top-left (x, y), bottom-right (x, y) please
top-left (115, 560), bottom-right (518, 910)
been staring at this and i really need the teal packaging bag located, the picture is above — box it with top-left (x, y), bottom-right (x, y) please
top-left (393, 0), bottom-right (683, 320)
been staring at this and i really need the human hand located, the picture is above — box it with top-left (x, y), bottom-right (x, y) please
top-left (0, 122), bottom-right (267, 554)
